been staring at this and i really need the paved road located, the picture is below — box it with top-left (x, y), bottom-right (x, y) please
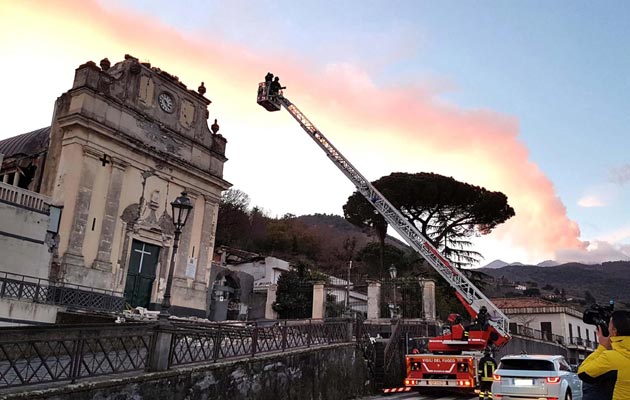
top-left (357, 388), bottom-right (479, 400)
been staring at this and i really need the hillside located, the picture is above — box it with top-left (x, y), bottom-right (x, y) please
top-left (218, 208), bottom-right (630, 308)
top-left (479, 261), bottom-right (630, 306)
top-left (292, 216), bottom-right (630, 306)
top-left (297, 214), bottom-right (410, 250)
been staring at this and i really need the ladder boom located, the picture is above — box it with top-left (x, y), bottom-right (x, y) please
top-left (258, 83), bottom-right (510, 345)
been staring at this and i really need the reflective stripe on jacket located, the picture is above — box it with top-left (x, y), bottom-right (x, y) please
top-left (479, 356), bottom-right (497, 382)
top-left (578, 336), bottom-right (630, 400)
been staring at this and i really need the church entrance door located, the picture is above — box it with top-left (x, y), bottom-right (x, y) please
top-left (124, 240), bottom-right (160, 308)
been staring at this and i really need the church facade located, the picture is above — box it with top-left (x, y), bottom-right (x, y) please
top-left (0, 55), bottom-right (231, 317)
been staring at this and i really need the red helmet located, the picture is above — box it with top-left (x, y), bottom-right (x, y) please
top-left (447, 313), bottom-right (461, 323)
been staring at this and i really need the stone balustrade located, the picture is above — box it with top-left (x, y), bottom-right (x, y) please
top-left (0, 181), bottom-right (50, 213)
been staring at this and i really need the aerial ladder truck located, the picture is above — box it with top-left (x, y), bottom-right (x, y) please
top-left (257, 77), bottom-right (511, 392)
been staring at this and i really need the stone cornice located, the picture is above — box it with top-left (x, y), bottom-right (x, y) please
top-left (55, 116), bottom-right (232, 192)
top-left (83, 146), bottom-right (102, 160)
top-left (110, 156), bottom-right (130, 170)
top-left (64, 86), bottom-right (214, 153)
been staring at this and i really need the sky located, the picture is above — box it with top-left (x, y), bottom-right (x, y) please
top-left (1, 0), bottom-right (629, 266)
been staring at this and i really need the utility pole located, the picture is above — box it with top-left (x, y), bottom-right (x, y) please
top-left (345, 261), bottom-right (352, 312)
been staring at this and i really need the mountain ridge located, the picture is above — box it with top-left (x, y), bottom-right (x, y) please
top-left (479, 261), bottom-right (630, 305)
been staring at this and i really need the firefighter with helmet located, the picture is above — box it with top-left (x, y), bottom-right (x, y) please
top-left (478, 349), bottom-right (497, 400)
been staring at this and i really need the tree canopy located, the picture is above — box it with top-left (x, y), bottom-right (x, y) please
top-left (343, 172), bottom-right (515, 269)
top-left (215, 188), bottom-right (253, 248)
top-left (272, 262), bottom-right (324, 319)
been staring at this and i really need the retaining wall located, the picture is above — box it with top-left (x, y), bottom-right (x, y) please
top-left (0, 343), bottom-right (370, 400)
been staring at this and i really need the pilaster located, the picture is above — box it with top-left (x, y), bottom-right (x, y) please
top-left (195, 198), bottom-right (216, 284)
top-left (420, 278), bottom-right (436, 321)
top-left (265, 284), bottom-right (279, 320)
top-left (62, 147), bottom-right (98, 269)
top-left (93, 157), bottom-right (128, 271)
top-left (312, 281), bottom-right (326, 319)
top-left (367, 280), bottom-right (381, 320)
top-left (175, 191), bottom-right (196, 279)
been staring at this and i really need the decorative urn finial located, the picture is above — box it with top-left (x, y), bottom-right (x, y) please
top-left (100, 57), bottom-right (111, 71)
top-left (198, 82), bottom-right (206, 95)
top-left (211, 119), bottom-right (220, 134)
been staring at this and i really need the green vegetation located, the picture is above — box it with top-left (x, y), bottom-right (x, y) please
top-left (343, 172), bottom-right (515, 269)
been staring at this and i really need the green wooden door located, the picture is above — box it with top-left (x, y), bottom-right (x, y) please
top-left (124, 240), bottom-right (160, 308)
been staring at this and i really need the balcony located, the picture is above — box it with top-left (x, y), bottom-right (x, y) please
top-left (0, 181), bottom-right (49, 213)
top-left (509, 324), bottom-right (565, 345)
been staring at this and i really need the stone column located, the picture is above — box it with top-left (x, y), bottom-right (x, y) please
top-left (420, 278), bottom-right (436, 321)
top-left (265, 284), bottom-right (279, 320)
top-left (312, 281), bottom-right (325, 319)
top-left (195, 198), bottom-right (217, 284)
top-left (93, 158), bottom-right (127, 271)
top-left (148, 323), bottom-right (173, 372)
top-left (367, 280), bottom-right (381, 320)
top-left (63, 147), bottom-right (98, 268)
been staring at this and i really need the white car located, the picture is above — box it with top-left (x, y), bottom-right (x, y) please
top-left (492, 354), bottom-right (582, 400)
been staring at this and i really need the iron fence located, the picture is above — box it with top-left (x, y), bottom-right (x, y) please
top-left (0, 323), bottom-right (154, 388)
top-left (169, 319), bottom-right (350, 367)
top-left (380, 279), bottom-right (424, 319)
top-left (0, 271), bottom-right (125, 313)
top-left (273, 282), bottom-right (314, 319)
top-left (324, 276), bottom-right (368, 319)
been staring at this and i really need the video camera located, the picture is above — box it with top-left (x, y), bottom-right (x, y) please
top-left (583, 300), bottom-right (614, 337)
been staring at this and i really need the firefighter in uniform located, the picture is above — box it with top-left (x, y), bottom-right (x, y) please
top-left (478, 349), bottom-right (497, 400)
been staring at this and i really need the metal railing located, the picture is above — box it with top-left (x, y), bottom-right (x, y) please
top-left (169, 319), bottom-right (349, 367)
top-left (508, 323), bottom-right (568, 346)
top-left (0, 323), bottom-right (154, 388)
top-left (567, 337), bottom-right (596, 348)
top-left (0, 271), bottom-right (125, 313)
top-left (0, 319), bottom-right (352, 390)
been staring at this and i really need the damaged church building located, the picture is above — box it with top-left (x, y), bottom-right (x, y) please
top-left (0, 55), bottom-right (232, 324)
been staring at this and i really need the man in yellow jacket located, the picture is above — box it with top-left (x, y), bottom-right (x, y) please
top-left (578, 310), bottom-right (630, 400)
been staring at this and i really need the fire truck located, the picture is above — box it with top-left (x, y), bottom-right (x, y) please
top-left (256, 77), bottom-right (511, 393)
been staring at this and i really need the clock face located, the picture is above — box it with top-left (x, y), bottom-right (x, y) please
top-left (158, 92), bottom-right (174, 113)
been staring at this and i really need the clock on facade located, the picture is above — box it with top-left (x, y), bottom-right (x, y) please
top-left (158, 92), bottom-right (174, 113)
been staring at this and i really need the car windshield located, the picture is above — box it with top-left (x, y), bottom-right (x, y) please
top-left (499, 359), bottom-right (555, 371)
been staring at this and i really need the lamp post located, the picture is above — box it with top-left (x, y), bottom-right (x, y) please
top-left (160, 191), bottom-right (193, 320)
top-left (388, 264), bottom-right (397, 318)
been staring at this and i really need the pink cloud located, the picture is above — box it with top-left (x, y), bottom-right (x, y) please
top-left (3, 0), bottom-right (586, 261)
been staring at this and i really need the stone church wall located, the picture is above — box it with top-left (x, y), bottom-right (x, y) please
top-left (34, 56), bottom-right (231, 316)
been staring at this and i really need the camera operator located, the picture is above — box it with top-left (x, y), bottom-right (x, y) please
top-left (578, 310), bottom-right (630, 400)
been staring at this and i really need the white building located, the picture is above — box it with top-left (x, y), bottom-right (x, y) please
top-left (493, 297), bottom-right (597, 364)
top-left (214, 246), bottom-right (290, 289)
top-left (211, 246), bottom-right (369, 320)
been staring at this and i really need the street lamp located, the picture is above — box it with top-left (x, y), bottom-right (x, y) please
top-left (388, 265), bottom-right (397, 318)
top-left (388, 265), bottom-right (397, 279)
top-left (160, 191), bottom-right (193, 319)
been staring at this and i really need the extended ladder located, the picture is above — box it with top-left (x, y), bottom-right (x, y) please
top-left (257, 81), bottom-right (510, 344)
